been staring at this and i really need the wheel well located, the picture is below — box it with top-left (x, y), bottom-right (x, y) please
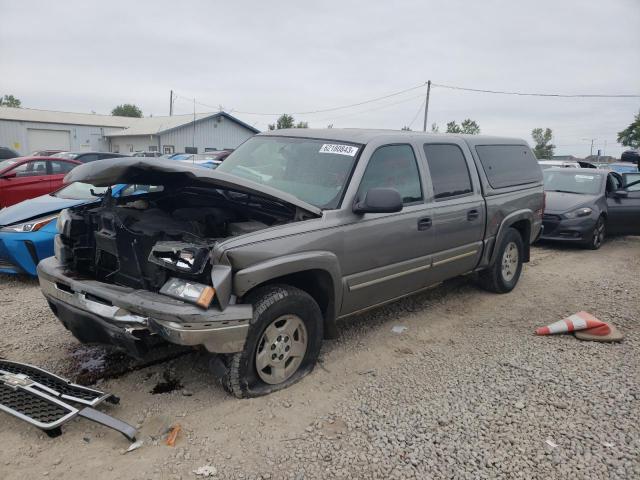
top-left (244, 269), bottom-right (337, 339)
top-left (509, 219), bottom-right (531, 262)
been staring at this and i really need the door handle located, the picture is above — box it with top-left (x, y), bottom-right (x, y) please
top-left (417, 217), bottom-right (432, 230)
top-left (467, 209), bottom-right (480, 221)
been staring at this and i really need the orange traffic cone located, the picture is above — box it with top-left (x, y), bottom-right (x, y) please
top-left (535, 311), bottom-right (606, 335)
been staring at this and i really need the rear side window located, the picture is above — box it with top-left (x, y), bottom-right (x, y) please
top-left (423, 144), bottom-right (473, 200)
top-left (475, 145), bottom-right (542, 189)
top-left (50, 160), bottom-right (76, 174)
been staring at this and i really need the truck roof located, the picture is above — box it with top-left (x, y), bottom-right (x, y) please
top-left (259, 128), bottom-right (528, 146)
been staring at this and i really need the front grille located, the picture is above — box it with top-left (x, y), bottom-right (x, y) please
top-left (0, 383), bottom-right (71, 425)
top-left (0, 258), bottom-right (15, 269)
top-left (542, 214), bottom-right (562, 236)
top-left (0, 360), bottom-right (105, 404)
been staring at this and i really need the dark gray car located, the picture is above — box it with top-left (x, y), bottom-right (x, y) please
top-left (37, 129), bottom-right (544, 397)
top-left (541, 168), bottom-right (640, 249)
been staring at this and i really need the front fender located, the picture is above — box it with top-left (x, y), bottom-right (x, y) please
top-left (233, 250), bottom-right (342, 309)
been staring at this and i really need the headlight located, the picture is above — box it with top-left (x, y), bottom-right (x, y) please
top-left (564, 207), bottom-right (593, 219)
top-left (159, 277), bottom-right (215, 309)
top-left (0, 214), bottom-right (59, 233)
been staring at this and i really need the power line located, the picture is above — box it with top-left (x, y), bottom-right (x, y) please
top-left (432, 82), bottom-right (640, 98)
top-left (314, 93), bottom-right (426, 123)
top-left (408, 97), bottom-right (426, 129)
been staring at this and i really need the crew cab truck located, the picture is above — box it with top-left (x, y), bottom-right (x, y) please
top-left (38, 129), bottom-right (544, 397)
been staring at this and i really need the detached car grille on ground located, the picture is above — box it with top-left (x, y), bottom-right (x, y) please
top-left (0, 360), bottom-right (136, 440)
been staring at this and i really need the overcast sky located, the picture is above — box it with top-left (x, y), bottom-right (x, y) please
top-left (1, 0), bottom-right (639, 157)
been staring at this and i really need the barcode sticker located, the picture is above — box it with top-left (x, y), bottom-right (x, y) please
top-left (319, 144), bottom-right (359, 156)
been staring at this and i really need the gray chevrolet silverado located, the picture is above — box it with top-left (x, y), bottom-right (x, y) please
top-left (38, 129), bottom-right (544, 397)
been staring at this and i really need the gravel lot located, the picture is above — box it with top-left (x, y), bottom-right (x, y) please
top-left (0, 238), bottom-right (638, 479)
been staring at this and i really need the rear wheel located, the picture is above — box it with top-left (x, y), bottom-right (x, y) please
top-left (478, 227), bottom-right (524, 293)
top-left (219, 285), bottom-right (323, 398)
top-left (584, 216), bottom-right (605, 250)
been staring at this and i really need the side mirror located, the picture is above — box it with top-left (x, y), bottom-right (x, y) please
top-left (613, 189), bottom-right (629, 199)
top-left (1, 172), bottom-right (16, 179)
top-left (353, 187), bottom-right (403, 214)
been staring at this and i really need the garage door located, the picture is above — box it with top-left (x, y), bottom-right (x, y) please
top-left (27, 129), bottom-right (71, 153)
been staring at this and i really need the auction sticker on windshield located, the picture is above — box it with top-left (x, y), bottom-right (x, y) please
top-left (319, 144), bottom-right (359, 156)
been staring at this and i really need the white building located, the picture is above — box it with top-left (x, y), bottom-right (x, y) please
top-left (106, 112), bottom-right (259, 155)
top-left (0, 107), bottom-right (258, 156)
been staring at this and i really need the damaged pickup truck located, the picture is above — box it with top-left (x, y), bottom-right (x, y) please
top-left (38, 129), bottom-right (544, 397)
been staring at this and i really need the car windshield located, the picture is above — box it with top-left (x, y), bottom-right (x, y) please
top-left (543, 171), bottom-right (603, 195)
top-left (52, 182), bottom-right (109, 199)
top-left (216, 136), bottom-right (361, 209)
top-left (172, 154), bottom-right (192, 161)
top-left (52, 152), bottom-right (79, 159)
top-left (0, 159), bottom-right (17, 171)
top-left (610, 164), bottom-right (638, 174)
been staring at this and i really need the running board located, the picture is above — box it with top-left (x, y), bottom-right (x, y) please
top-left (0, 360), bottom-right (136, 441)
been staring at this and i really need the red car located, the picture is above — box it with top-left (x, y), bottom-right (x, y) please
top-left (0, 156), bottom-right (81, 208)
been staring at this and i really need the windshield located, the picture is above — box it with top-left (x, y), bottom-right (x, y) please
top-left (543, 171), bottom-right (603, 195)
top-left (52, 152), bottom-right (79, 159)
top-left (610, 164), bottom-right (638, 174)
top-left (172, 154), bottom-right (192, 161)
top-left (217, 136), bottom-right (361, 209)
top-left (53, 182), bottom-right (109, 199)
top-left (0, 159), bottom-right (17, 171)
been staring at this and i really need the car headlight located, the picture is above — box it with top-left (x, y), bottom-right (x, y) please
top-left (0, 214), bottom-right (59, 233)
top-left (564, 207), bottom-right (593, 219)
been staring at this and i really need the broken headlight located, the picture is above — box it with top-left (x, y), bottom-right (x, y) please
top-left (148, 241), bottom-right (210, 274)
top-left (159, 278), bottom-right (215, 309)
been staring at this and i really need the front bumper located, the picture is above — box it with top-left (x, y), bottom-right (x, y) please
top-left (540, 214), bottom-right (597, 242)
top-left (0, 228), bottom-right (56, 276)
top-left (37, 257), bottom-right (251, 357)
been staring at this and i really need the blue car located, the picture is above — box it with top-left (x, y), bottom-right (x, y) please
top-left (0, 182), bottom-right (144, 276)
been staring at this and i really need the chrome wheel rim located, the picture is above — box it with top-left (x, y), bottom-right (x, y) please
top-left (255, 314), bottom-right (308, 385)
top-left (593, 221), bottom-right (605, 248)
top-left (501, 242), bottom-right (519, 282)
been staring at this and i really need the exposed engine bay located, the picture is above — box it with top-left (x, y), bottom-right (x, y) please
top-left (58, 185), bottom-right (308, 293)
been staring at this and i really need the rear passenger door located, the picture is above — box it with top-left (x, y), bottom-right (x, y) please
top-left (49, 160), bottom-right (77, 190)
top-left (422, 143), bottom-right (485, 280)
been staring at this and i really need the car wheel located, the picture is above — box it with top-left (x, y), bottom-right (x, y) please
top-left (219, 284), bottom-right (323, 398)
top-left (584, 216), bottom-right (605, 250)
top-left (478, 227), bottom-right (524, 293)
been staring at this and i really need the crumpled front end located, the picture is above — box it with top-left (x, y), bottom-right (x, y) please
top-left (38, 257), bottom-right (251, 357)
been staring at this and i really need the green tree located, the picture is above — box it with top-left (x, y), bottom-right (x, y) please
top-left (0, 94), bottom-right (21, 108)
top-left (531, 128), bottom-right (555, 159)
top-left (268, 114), bottom-right (308, 130)
top-left (401, 126), bottom-right (412, 131)
top-left (111, 104), bottom-right (143, 117)
top-left (460, 119), bottom-right (480, 135)
top-left (617, 110), bottom-right (640, 148)
top-left (445, 119), bottom-right (480, 134)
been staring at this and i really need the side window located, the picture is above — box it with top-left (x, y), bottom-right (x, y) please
top-left (357, 144), bottom-right (422, 204)
top-left (423, 144), bottom-right (473, 200)
top-left (50, 160), bottom-right (76, 174)
top-left (13, 160), bottom-right (48, 177)
top-left (607, 173), bottom-right (622, 192)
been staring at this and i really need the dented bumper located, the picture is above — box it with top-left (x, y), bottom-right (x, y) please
top-left (37, 257), bottom-right (251, 356)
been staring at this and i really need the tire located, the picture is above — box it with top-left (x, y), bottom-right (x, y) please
top-left (478, 227), bottom-right (524, 293)
top-left (583, 216), bottom-right (605, 250)
top-left (219, 284), bottom-right (323, 398)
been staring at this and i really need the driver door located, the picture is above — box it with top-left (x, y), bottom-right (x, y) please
top-left (606, 172), bottom-right (640, 235)
top-left (340, 143), bottom-right (436, 314)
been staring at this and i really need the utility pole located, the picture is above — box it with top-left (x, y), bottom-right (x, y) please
top-left (192, 98), bottom-right (196, 150)
top-left (422, 80), bottom-right (431, 132)
top-left (590, 138), bottom-right (594, 156)
top-left (169, 90), bottom-right (174, 116)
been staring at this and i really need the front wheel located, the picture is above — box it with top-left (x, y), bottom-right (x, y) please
top-left (583, 216), bottom-right (605, 250)
top-left (219, 285), bottom-right (323, 398)
top-left (478, 227), bottom-right (524, 293)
